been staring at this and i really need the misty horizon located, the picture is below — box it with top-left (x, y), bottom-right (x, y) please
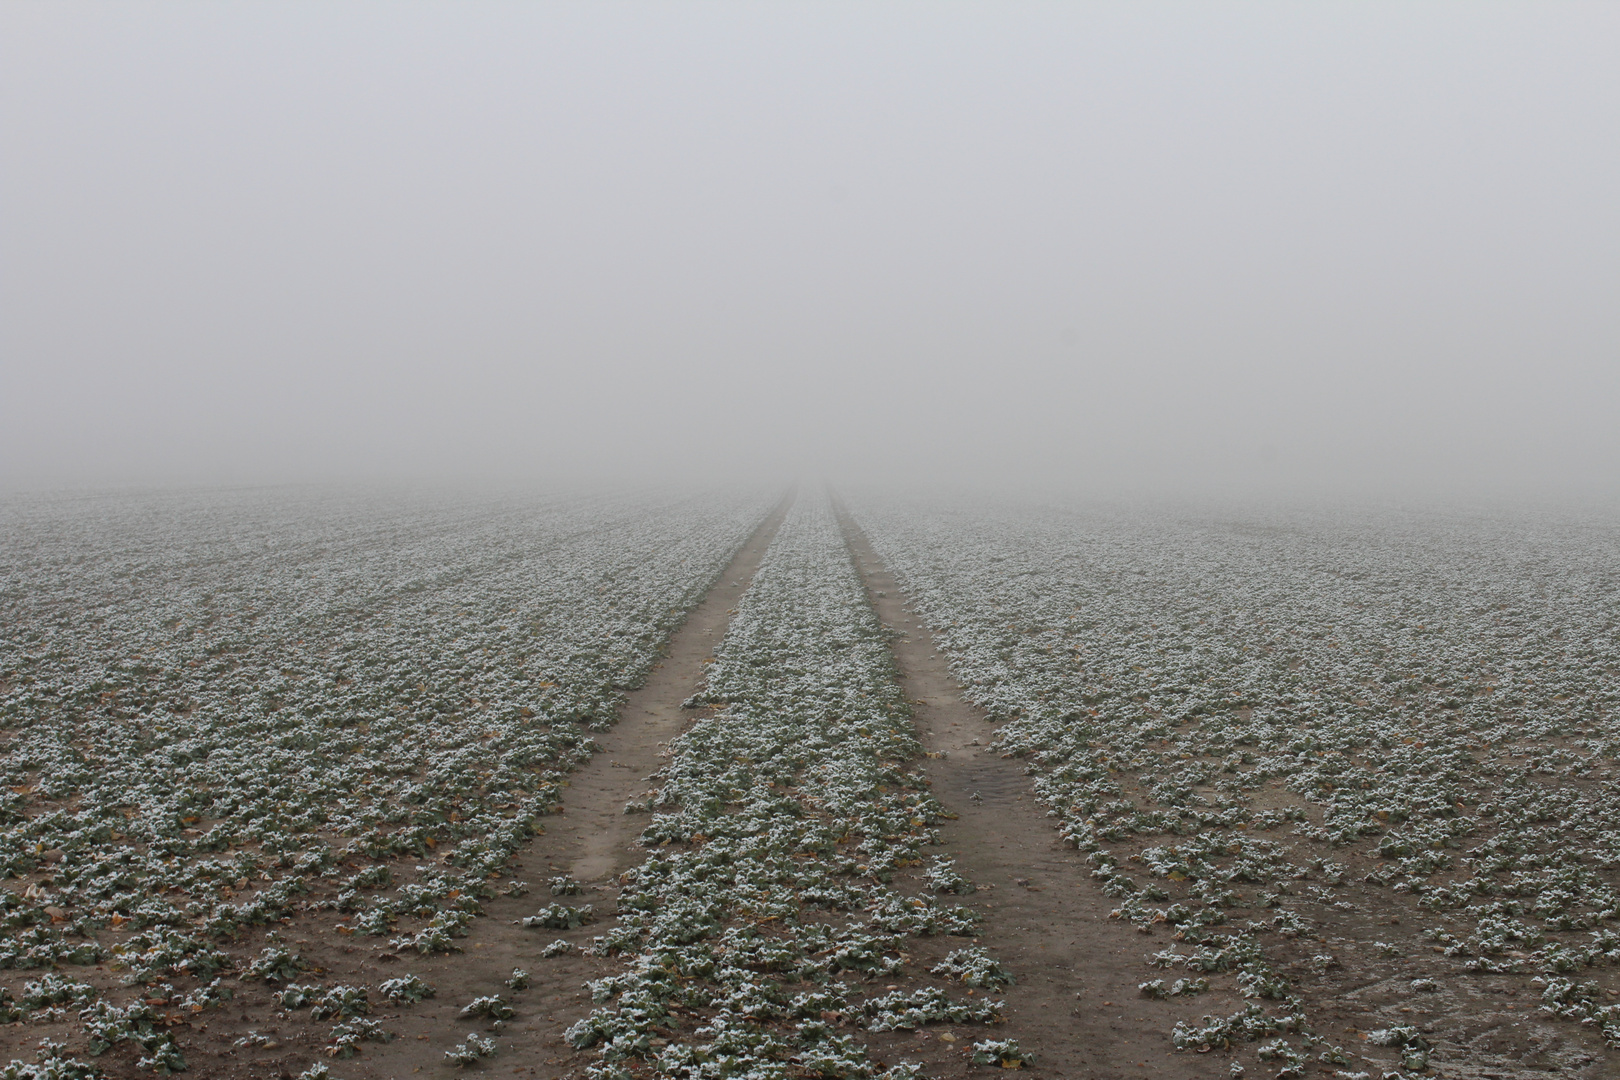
top-left (4, 3), bottom-right (1617, 500)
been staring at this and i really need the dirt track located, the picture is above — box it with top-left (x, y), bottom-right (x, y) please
top-left (834, 503), bottom-right (1231, 1080)
top-left (348, 494), bottom-right (795, 1080)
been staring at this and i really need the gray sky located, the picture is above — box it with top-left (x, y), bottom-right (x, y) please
top-left (4, 2), bottom-right (1617, 496)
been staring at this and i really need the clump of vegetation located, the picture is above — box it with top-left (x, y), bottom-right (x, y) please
top-left (459, 995), bottom-right (515, 1021)
top-left (923, 856), bottom-right (975, 895)
top-left (378, 973), bottom-right (436, 1004)
top-left (522, 903), bottom-right (593, 930)
top-left (245, 945), bottom-right (309, 984)
top-left (326, 1017), bottom-right (392, 1058)
top-left (931, 948), bottom-right (1013, 989)
top-left (445, 1033), bottom-right (497, 1066)
top-left (971, 1039), bottom-right (1032, 1068)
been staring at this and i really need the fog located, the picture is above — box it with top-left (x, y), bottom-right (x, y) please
top-left (4, 3), bottom-right (1617, 498)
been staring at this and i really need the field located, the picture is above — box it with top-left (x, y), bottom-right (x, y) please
top-left (851, 495), bottom-right (1620, 1079)
top-left (1, 487), bottom-right (1617, 1079)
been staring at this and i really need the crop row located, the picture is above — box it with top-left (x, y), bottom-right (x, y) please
top-left (567, 492), bottom-right (1014, 1080)
top-left (852, 496), bottom-right (1620, 1074)
top-left (0, 487), bottom-right (771, 1075)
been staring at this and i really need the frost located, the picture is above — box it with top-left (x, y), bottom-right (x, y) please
top-left (459, 994), bottom-right (515, 1021)
top-left (970, 1038), bottom-right (1031, 1068)
top-left (325, 1017), bottom-right (392, 1057)
top-left (377, 973), bottom-right (435, 1004)
top-left (444, 1032), bottom-right (498, 1066)
top-left (523, 903), bottom-right (593, 930)
top-left (860, 986), bottom-right (1000, 1031)
top-left (245, 946), bottom-right (308, 984)
top-left (931, 948), bottom-right (1013, 989)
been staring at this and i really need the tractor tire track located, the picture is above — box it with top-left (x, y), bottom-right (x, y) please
top-left (354, 491), bottom-right (794, 1079)
top-left (835, 500), bottom-right (1233, 1080)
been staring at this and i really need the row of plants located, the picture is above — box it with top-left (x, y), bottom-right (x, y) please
top-left (0, 486), bottom-right (771, 1075)
top-left (853, 496), bottom-right (1620, 1076)
top-left (569, 493), bottom-right (1014, 1080)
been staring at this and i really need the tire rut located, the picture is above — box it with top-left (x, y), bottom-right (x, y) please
top-left (835, 503), bottom-right (1232, 1080)
top-left (353, 492), bottom-right (794, 1079)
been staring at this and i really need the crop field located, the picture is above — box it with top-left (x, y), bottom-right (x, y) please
top-left (0, 487), bottom-right (772, 1078)
top-left (2, 487), bottom-right (1618, 1080)
top-left (852, 495), bottom-right (1620, 1078)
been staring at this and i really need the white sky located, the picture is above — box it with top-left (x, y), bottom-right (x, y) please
top-left (4, 3), bottom-right (1617, 496)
